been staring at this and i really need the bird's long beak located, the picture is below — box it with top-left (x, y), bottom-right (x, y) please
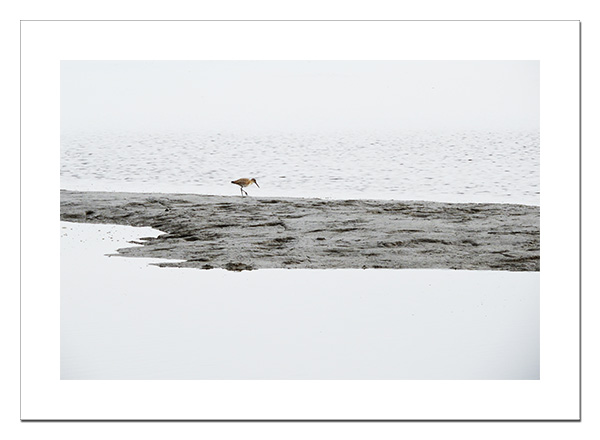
top-left (255, 181), bottom-right (260, 188)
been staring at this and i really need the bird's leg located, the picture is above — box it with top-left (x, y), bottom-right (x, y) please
top-left (240, 187), bottom-right (244, 197)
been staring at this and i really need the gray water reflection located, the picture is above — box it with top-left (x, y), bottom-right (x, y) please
top-left (61, 222), bottom-right (540, 380)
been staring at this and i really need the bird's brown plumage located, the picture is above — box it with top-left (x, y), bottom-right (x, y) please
top-left (231, 178), bottom-right (259, 196)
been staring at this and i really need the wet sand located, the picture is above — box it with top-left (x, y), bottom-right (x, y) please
top-left (60, 190), bottom-right (540, 272)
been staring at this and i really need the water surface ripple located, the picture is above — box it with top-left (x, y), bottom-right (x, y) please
top-left (61, 130), bottom-right (540, 205)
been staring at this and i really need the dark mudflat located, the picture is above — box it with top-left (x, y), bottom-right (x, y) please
top-left (60, 190), bottom-right (540, 272)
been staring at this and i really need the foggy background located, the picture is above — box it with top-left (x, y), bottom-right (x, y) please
top-left (60, 61), bottom-right (540, 204)
top-left (61, 61), bottom-right (539, 134)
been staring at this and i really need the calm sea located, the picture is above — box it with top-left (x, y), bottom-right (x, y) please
top-left (61, 130), bottom-right (539, 205)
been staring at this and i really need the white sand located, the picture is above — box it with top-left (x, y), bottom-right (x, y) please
top-left (61, 221), bottom-right (539, 380)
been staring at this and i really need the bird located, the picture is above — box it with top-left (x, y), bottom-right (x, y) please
top-left (231, 178), bottom-right (260, 196)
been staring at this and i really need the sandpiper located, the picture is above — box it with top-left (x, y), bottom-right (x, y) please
top-left (231, 178), bottom-right (260, 196)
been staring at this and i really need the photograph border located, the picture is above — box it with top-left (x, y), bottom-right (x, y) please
top-left (20, 19), bottom-right (581, 422)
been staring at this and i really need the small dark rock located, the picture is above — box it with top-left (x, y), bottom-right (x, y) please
top-left (225, 262), bottom-right (254, 272)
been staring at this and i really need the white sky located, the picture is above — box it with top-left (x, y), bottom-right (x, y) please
top-left (61, 61), bottom-right (539, 133)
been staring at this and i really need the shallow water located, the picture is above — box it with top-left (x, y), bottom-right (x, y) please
top-left (61, 221), bottom-right (540, 379)
top-left (61, 130), bottom-right (539, 205)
